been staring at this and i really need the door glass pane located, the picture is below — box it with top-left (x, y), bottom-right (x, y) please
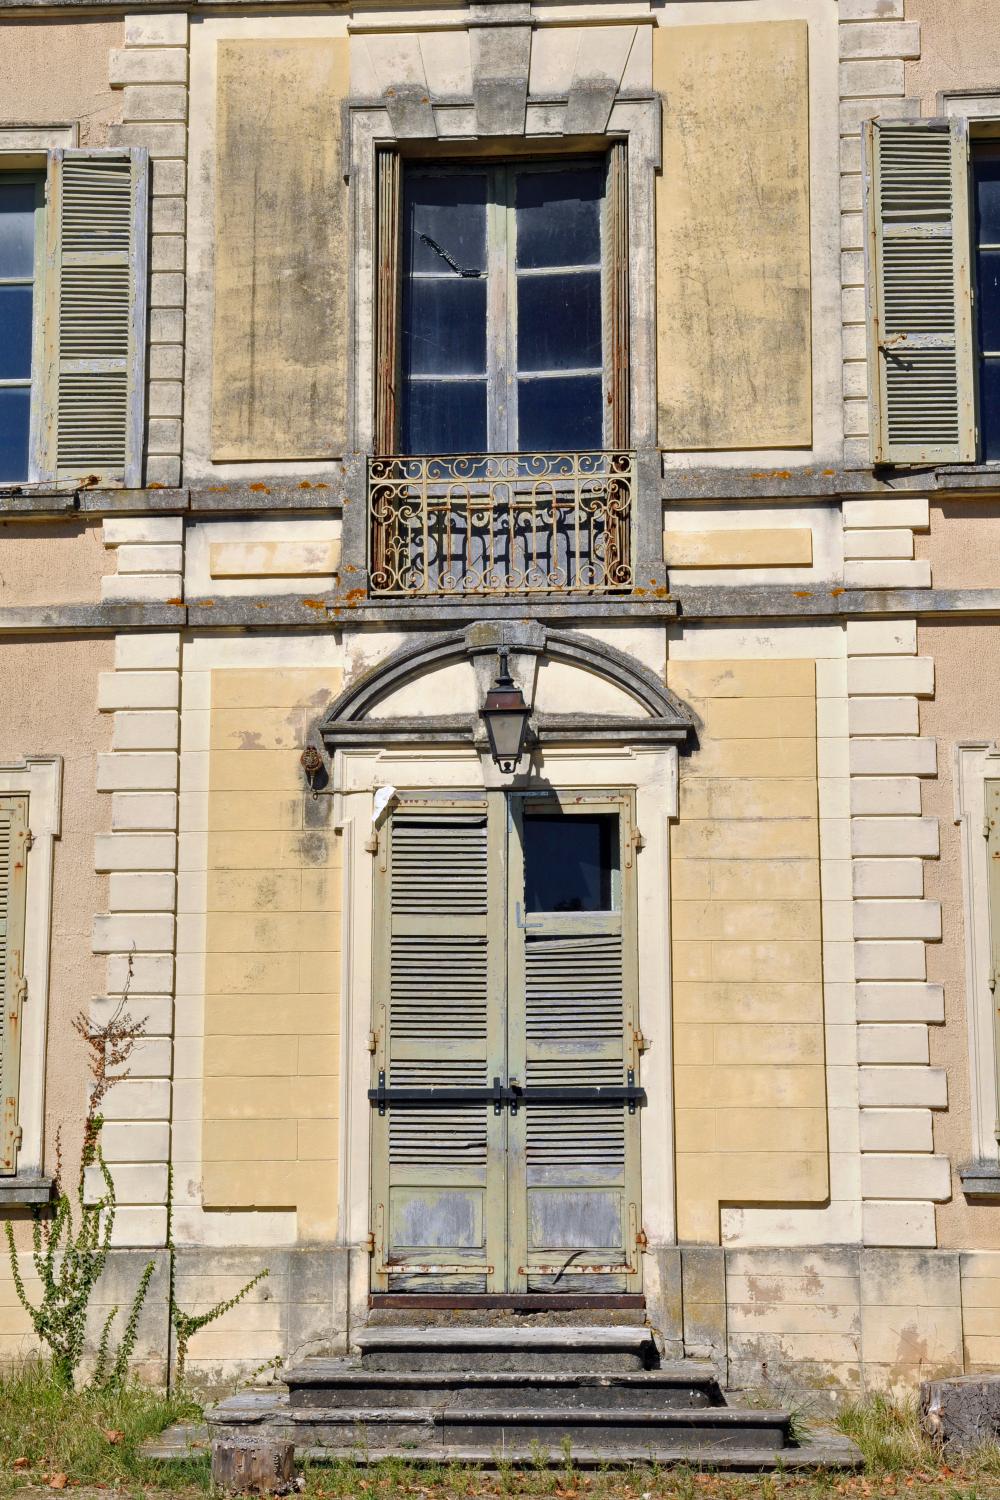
top-left (401, 379), bottom-right (487, 456)
top-left (403, 279), bottom-right (487, 377)
top-left (0, 285), bottom-right (33, 379)
top-left (977, 247), bottom-right (1000, 352)
top-left (979, 358), bottom-right (1000, 462)
top-left (0, 181), bottom-right (37, 278)
top-left (405, 173), bottom-right (488, 275)
top-left (975, 154), bottom-right (1000, 246)
top-left (517, 375), bottom-right (603, 452)
top-left (515, 167), bottom-right (602, 269)
top-left (518, 271), bottom-right (601, 373)
top-left (401, 172), bottom-right (489, 455)
top-left (523, 814), bottom-right (618, 913)
top-left (0, 388), bottom-right (31, 481)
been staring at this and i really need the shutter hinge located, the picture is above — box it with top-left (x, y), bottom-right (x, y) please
top-left (367, 1029), bottom-right (378, 1055)
top-left (991, 963), bottom-right (997, 994)
top-left (985, 817), bottom-right (992, 839)
top-left (635, 1226), bottom-right (648, 1250)
top-left (364, 1231), bottom-right (375, 1255)
top-left (14, 977), bottom-right (26, 1006)
top-left (12, 1125), bottom-right (22, 1149)
top-left (633, 1028), bottom-right (649, 1053)
top-left (23, 829), bottom-right (33, 852)
top-left (364, 832), bottom-right (379, 855)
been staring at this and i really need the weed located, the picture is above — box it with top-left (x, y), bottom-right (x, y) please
top-left (836, 1392), bottom-right (934, 1474)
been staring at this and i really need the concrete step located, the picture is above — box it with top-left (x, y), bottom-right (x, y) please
top-left (284, 1361), bottom-right (724, 1411)
top-left (352, 1323), bottom-right (659, 1371)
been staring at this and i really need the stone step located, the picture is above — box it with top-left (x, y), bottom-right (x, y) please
top-left (210, 1393), bottom-right (789, 1452)
top-left (204, 1393), bottom-right (864, 1472)
top-left (284, 1361), bottom-right (724, 1411)
top-left (352, 1323), bottom-right (659, 1371)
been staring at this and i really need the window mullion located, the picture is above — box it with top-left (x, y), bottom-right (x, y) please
top-left (484, 165), bottom-right (510, 453)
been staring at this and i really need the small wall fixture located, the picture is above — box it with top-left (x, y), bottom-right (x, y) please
top-left (480, 650), bottom-right (531, 774)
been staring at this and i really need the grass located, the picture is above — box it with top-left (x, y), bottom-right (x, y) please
top-left (3, 1371), bottom-right (1000, 1500)
top-left (0, 1363), bottom-right (206, 1497)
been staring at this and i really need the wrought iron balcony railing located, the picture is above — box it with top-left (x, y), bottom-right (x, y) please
top-left (368, 451), bottom-right (635, 597)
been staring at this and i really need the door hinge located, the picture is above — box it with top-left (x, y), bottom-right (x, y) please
top-left (367, 1029), bottom-right (378, 1055)
top-left (23, 829), bottom-right (33, 852)
top-left (12, 1125), bottom-right (22, 1149)
top-left (364, 1231), bottom-right (376, 1254)
top-left (985, 817), bottom-right (992, 839)
top-left (633, 1028), bottom-right (649, 1053)
top-left (635, 1226), bottom-right (648, 1250)
top-left (364, 832), bottom-right (379, 855)
top-left (13, 977), bottom-right (27, 1006)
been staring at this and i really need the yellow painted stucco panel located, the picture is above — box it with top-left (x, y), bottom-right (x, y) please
top-left (668, 657), bottom-right (828, 1243)
top-left (655, 21), bottom-right (812, 450)
top-left (663, 528), bottom-right (813, 569)
top-left (203, 666), bottom-right (343, 1239)
top-left (211, 39), bottom-right (348, 461)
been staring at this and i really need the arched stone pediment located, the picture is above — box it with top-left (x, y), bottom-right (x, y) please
top-left (317, 623), bottom-right (693, 756)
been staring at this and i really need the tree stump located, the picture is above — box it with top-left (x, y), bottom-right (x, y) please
top-left (211, 1438), bottom-right (296, 1494)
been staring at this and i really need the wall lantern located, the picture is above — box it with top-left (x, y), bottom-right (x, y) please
top-left (480, 650), bottom-right (531, 773)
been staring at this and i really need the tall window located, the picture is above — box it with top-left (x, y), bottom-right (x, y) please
top-left (973, 142), bottom-right (1000, 462)
top-left (0, 175), bottom-right (43, 483)
top-left (397, 159), bottom-right (614, 455)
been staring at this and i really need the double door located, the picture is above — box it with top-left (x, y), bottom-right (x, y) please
top-left (370, 789), bottom-right (643, 1294)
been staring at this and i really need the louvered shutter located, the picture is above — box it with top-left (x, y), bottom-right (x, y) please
top-left (372, 798), bottom-right (505, 1291)
top-left (864, 117), bottom-right (976, 464)
top-left (41, 149), bottom-right (149, 486)
top-left (508, 797), bottom-right (641, 1294)
top-left (0, 798), bottom-right (29, 1177)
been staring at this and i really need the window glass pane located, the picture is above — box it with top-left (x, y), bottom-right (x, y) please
top-left (515, 166), bottom-right (602, 269)
top-left (979, 359), bottom-right (1000, 462)
top-left (401, 379), bottom-right (488, 455)
top-left (524, 814), bottom-right (618, 913)
top-left (975, 155), bottom-right (1000, 246)
top-left (0, 285), bottom-right (33, 379)
top-left (977, 247), bottom-right (1000, 354)
top-left (517, 374), bottom-right (603, 451)
top-left (0, 182), bottom-right (37, 279)
top-left (405, 173), bottom-right (487, 276)
top-left (403, 278), bottom-right (487, 377)
top-left (0, 388), bottom-right (30, 481)
top-left (518, 271), bottom-right (601, 373)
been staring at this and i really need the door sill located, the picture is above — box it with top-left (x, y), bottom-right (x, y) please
top-left (369, 1294), bottom-right (645, 1310)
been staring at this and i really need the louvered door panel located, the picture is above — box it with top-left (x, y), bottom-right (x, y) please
top-left (508, 797), bottom-right (641, 1294)
top-left (865, 118), bottom-right (976, 463)
top-left (0, 799), bottom-right (29, 1177)
top-left (45, 150), bottom-right (148, 485)
top-left (372, 802), bottom-right (505, 1291)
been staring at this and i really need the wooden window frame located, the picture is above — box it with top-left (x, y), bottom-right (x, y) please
top-left (0, 168), bottom-right (47, 485)
top-left (375, 146), bottom-right (629, 457)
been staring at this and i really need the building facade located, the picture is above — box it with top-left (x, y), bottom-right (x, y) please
top-left (1, 0), bottom-right (1000, 1398)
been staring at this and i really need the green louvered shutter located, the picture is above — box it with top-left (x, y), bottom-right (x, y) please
top-left (41, 149), bottom-right (149, 486)
top-left (864, 117), bottom-right (976, 464)
top-left (0, 798), bottom-right (30, 1177)
top-left (371, 797), bottom-right (507, 1292)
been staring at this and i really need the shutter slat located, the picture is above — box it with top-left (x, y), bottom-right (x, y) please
top-left (865, 117), bottom-right (976, 463)
top-left (46, 150), bottom-right (148, 485)
top-left (0, 798), bottom-right (29, 1178)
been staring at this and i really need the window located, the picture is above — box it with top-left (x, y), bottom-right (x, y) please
top-left (0, 150), bottom-right (149, 487)
top-left (523, 813), bottom-right (619, 912)
top-left (973, 142), bottom-right (1000, 461)
top-left (376, 150), bottom-right (629, 456)
top-left (0, 176), bottom-right (44, 483)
